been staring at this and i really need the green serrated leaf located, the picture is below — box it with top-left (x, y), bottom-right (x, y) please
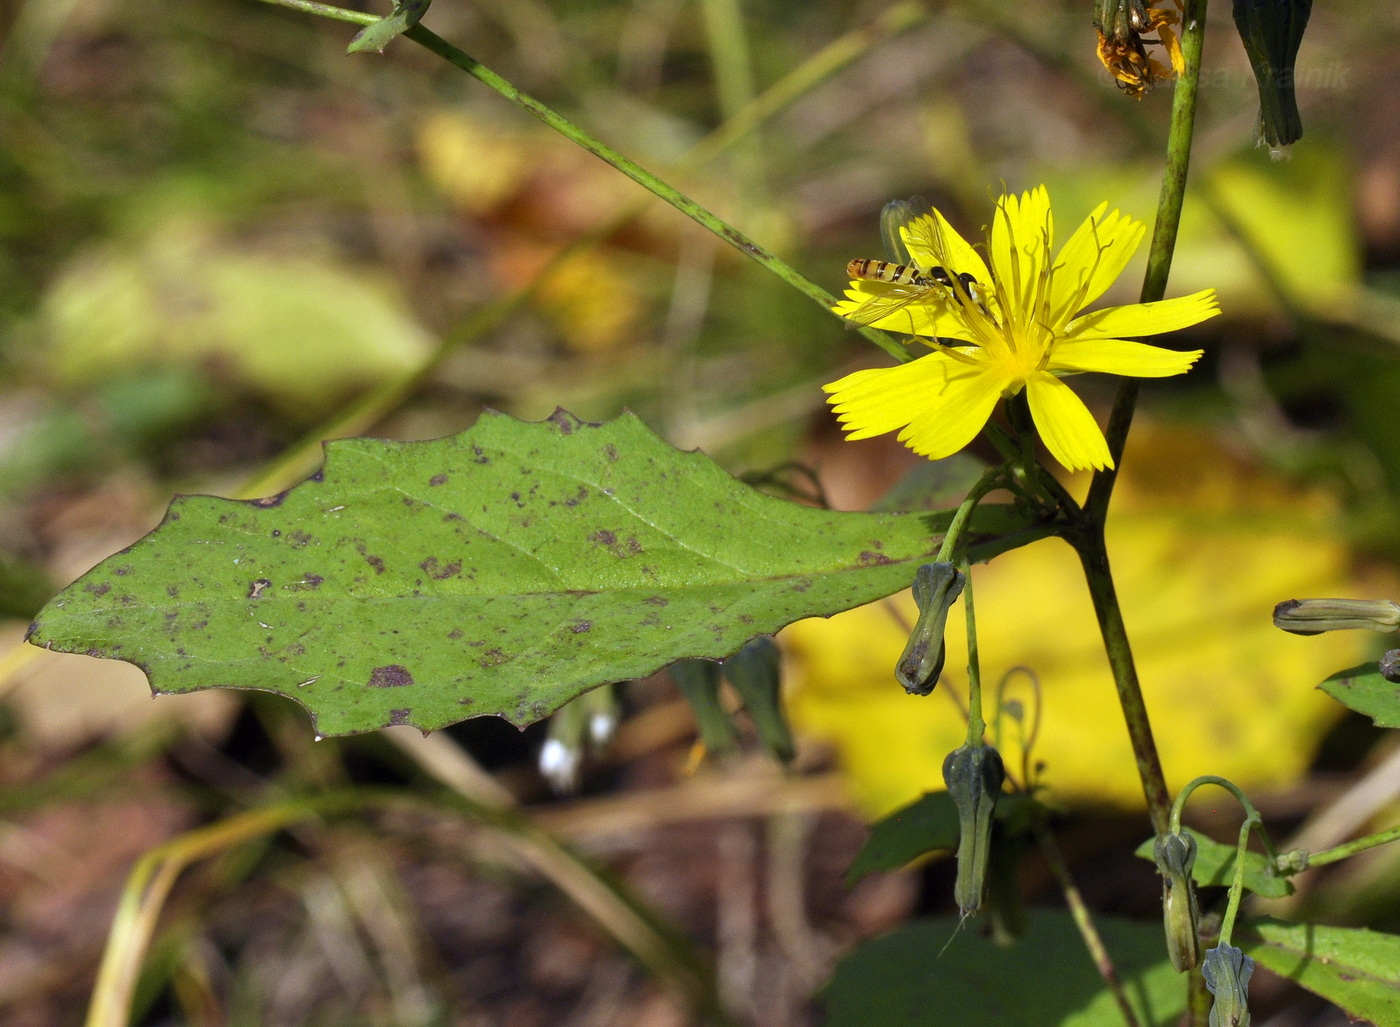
top-left (1319, 662), bottom-right (1400, 727)
top-left (347, 0), bottom-right (431, 54)
top-left (1134, 827), bottom-right (1293, 899)
top-left (29, 410), bottom-right (953, 737)
top-left (820, 909), bottom-right (1185, 1027)
top-left (1239, 917), bottom-right (1400, 1023)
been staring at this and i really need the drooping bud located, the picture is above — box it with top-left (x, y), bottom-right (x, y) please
top-left (942, 743), bottom-right (1005, 917)
top-left (1202, 944), bottom-right (1255, 1027)
top-left (1232, 0), bottom-right (1312, 156)
top-left (671, 659), bottom-right (738, 758)
top-left (1154, 830), bottom-right (1202, 971)
top-left (1273, 597), bottom-right (1400, 635)
top-left (896, 563), bottom-right (965, 696)
top-left (723, 637), bottom-right (795, 764)
top-left (541, 695), bottom-right (590, 793)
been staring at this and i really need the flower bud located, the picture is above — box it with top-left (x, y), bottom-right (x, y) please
top-left (1154, 831), bottom-right (1202, 971)
top-left (1273, 597), bottom-right (1400, 635)
top-left (896, 563), bottom-right (965, 696)
top-left (1232, 0), bottom-right (1312, 155)
top-left (671, 659), bottom-right (738, 757)
top-left (723, 637), bottom-right (795, 764)
top-left (1202, 944), bottom-right (1255, 1027)
top-left (943, 743), bottom-right (1005, 917)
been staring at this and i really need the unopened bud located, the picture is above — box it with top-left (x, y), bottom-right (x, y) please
top-left (1154, 831), bottom-right (1202, 971)
top-left (896, 563), bottom-right (965, 696)
top-left (671, 659), bottom-right (738, 757)
top-left (1273, 597), bottom-right (1400, 635)
top-left (723, 637), bottom-right (795, 764)
top-left (943, 743), bottom-right (1004, 917)
top-left (1202, 944), bottom-right (1255, 1027)
top-left (1232, 0), bottom-right (1312, 155)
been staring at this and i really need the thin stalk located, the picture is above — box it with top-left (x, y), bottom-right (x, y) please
top-left (1307, 823), bottom-right (1400, 868)
top-left (234, 1), bottom-right (923, 497)
top-left (400, 23), bottom-right (908, 361)
top-left (1033, 819), bottom-right (1143, 1027)
top-left (961, 564), bottom-right (984, 743)
top-left (935, 465), bottom-right (1009, 563)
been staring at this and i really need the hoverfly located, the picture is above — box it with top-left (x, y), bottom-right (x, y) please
top-left (842, 196), bottom-right (983, 332)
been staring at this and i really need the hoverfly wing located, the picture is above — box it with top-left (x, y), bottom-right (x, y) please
top-left (879, 195), bottom-right (932, 266)
top-left (840, 286), bottom-right (927, 332)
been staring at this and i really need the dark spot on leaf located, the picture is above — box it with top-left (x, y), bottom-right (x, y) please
top-left (85, 581), bottom-right (112, 597)
top-left (457, 697), bottom-right (475, 706)
top-left (479, 648), bottom-right (509, 668)
top-left (402, 495), bottom-right (417, 507)
top-left (311, 469), bottom-right (324, 482)
top-left (644, 595), bottom-right (668, 606)
top-left (604, 444), bottom-right (619, 462)
top-left (303, 573), bottom-right (323, 588)
top-left (570, 620), bottom-right (592, 634)
top-left (191, 619), bottom-right (208, 631)
top-left (249, 491), bottom-right (288, 507)
top-left (288, 530), bottom-right (313, 548)
top-left (429, 473), bottom-right (448, 486)
top-left (167, 585), bottom-right (179, 598)
top-left (792, 579), bottom-right (813, 593)
top-left (369, 665), bottom-right (414, 688)
top-left (272, 529), bottom-right (281, 537)
top-left (444, 512), bottom-right (463, 521)
top-left (113, 565), bottom-right (133, 577)
top-left (248, 578), bottom-right (272, 599)
top-left (564, 486), bottom-right (590, 507)
top-left (421, 557), bottom-right (462, 580)
top-left (447, 628), bottom-right (463, 639)
top-left (858, 550), bottom-right (892, 565)
top-left (549, 409), bottom-right (577, 434)
top-left (388, 708), bottom-right (412, 726)
top-left (591, 529), bottom-right (617, 546)
top-left (471, 445), bottom-right (489, 464)
top-left (356, 543), bottom-right (386, 574)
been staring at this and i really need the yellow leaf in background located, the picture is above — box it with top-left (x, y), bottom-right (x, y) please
top-left (782, 424), bottom-right (1391, 818)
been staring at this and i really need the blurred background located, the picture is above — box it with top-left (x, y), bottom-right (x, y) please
top-left (2, 0), bottom-right (1400, 1024)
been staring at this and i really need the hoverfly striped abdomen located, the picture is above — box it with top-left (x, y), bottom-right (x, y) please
top-left (845, 259), bottom-right (928, 287)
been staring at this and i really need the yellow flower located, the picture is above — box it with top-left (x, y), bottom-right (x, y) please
top-left (1095, 0), bottom-right (1185, 99)
top-left (825, 186), bottom-right (1219, 471)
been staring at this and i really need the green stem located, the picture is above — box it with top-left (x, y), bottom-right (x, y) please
top-left (1033, 818), bottom-right (1143, 1027)
top-left (1074, 532), bottom-right (1173, 835)
top-left (402, 23), bottom-right (908, 360)
top-left (1219, 817), bottom-right (1256, 945)
top-left (962, 564), bottom-right (984, 743)
top-left (1086, 0), bottom-right (1208, 518)
top-left (251, 0), bottom-right (905, 361)
top-left (1069, 0), bottom-right (1209, 839)
top-left (1300, 823), bottom-right (1400, 868)
top-left (936, 464), bottom-right (1009, 563)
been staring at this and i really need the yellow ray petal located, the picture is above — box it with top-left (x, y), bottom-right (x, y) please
top-left (1025, 373), bottom-right (1113, 471)
top-left (990, 186), bottom-right (1052, 324)
top-left (1065, 290), bottom-right (1220, 341)
top-left (1048, 338), bottom-right (1203, 378)
top-left (824, 354), bottom-right (962, 438)
top-left (897, 361), bottom-right (1006, 459)
top-left (1048, 205), bottom-right (1146, 323)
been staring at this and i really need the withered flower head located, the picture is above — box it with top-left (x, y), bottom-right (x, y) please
top-left (1095, 0), bottom-right (1186, 99)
